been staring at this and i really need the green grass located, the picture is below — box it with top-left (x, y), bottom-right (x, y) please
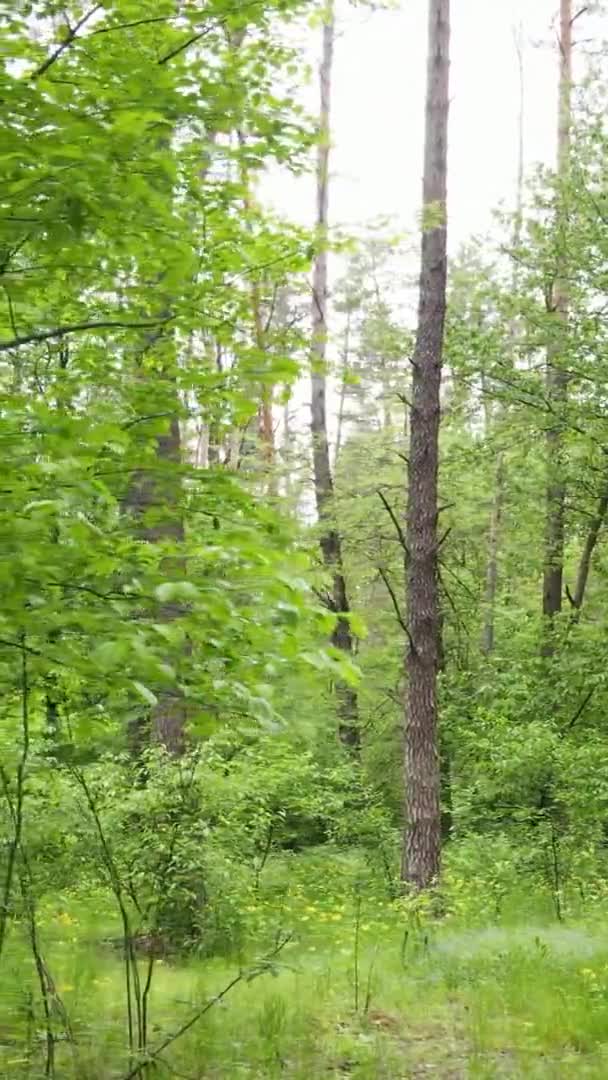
top-left (3, 874), bottom-right (608, 1077)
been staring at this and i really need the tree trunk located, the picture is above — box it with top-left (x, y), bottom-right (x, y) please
top-left (123, 378), bottom-right (187, 757)
top-left (481, 452), bottom-right (504, 655)
top-left (333, 310), bottom-right (351, 471)
top-left (310, 1), bottom-right (359, 751)
top-left (401, 0), bottom-right (450, 891)
top-left (481, 26), bottom-right (525, 656)
top-left (542, 0), bottom-right (572, 649)
top-left (236, 127), bottom-right (275, 486)
top-left (569, 470), bottom-right (608, 619)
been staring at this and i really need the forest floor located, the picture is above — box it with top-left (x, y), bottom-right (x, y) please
top-left (2, 875), bottom-right (608, 1077)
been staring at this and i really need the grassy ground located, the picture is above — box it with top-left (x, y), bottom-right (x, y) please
top-left (3, 880), bottom-right (608, 1079)
top-left (3, 898), bottom-right (608, 1075)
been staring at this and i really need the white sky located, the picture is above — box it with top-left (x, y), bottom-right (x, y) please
top-left (266, 0), bottom-right (575, 247)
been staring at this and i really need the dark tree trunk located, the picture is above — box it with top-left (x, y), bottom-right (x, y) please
top-left (401, 0), bottom-right (450, 891)
top-left (123, 368), bottom-right (187, 757)
top-left (310, 1), bottom-right (359, 751)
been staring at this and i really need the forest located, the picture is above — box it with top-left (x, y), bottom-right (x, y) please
top-left (3, 0), bottom-right (608, 1076)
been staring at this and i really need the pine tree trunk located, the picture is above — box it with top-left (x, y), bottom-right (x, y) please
top-left (310, 1), bottom-right (359, 750)
top-left (542, 0), bottom-right (572, 649)
top-left (401, 0), bottom-right (450, 891)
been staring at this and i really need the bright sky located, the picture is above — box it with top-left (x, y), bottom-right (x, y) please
top-left (266, 0), bottom-right (576, 249)
top-left (263, 0), bottom-right (593, 467)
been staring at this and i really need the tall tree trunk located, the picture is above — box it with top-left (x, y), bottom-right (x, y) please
top-left (481, 24), bottom-right (525, 656)
top-left (401, 0), bottom-right (450, 891)
top-left (310, 1), bottom-right (359, 751)
top-left (542, 0), bottom-right (572, 649)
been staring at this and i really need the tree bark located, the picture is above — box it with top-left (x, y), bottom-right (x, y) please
top-left (401, 0), bottom-right (450, 891)
top-left (123, 376), bottom-right (187, 758)
top-left (542, 0), bottom-right (572, 649)
top-left (310, 1), bottom-right (359, 751)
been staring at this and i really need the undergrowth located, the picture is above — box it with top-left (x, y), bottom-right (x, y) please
top-left (3, 851), bottom-right (608, 1078)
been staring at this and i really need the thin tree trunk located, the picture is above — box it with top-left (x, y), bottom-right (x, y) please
top-left (569, 473), bottom-right (608, 618)
top-left (481, 25), bottom-right (525, 656)
top-left (310, 1), bottom-right (359, 750)
top-left (333, 310), bottom-right (351, 471)
top-left (236, 128), bottom-right (275, 485)
top-left (542, 0), bottom-right (572, 649)
top-left (401, 0), bottom-right (450, 891)
top-left (282, 395), bottom-right (293, 499)
top-left (481, 451), bottom-right (504, 655)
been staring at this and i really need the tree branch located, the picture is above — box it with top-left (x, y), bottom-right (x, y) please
top-left (90, 16), bottom-right (174, 36)
top-left (376, 489), bottom-right (409, 557)
top-left (31, 5), bottom-right (102, 80)
top-left (377, 567), bottom-right (416, 654)
top-left (0, 316), bottom-right (174, 353)
top-left (158, 29), bottom-right (211, 65)
top-left (563, 686), bottom-right (595, 733)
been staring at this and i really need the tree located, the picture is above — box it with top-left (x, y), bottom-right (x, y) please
top-left (542, 0), bottom-right (573, 648)
top-left (310, 0), bottom-right (359, 750)
top-left (402, 0), bottom-right (450, 890)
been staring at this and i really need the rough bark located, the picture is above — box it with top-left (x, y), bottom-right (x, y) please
top-left (542, 0), bottom-right (572, 648)
top-left (401, 0), bottom-right (450, 890)
top-left (310, 1), bottom-right (359, 751)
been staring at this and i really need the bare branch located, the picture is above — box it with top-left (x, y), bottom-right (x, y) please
top-left (377, 567), bottom-right (416, 655)
top-left (376, 489), bottom-right (409, 557)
